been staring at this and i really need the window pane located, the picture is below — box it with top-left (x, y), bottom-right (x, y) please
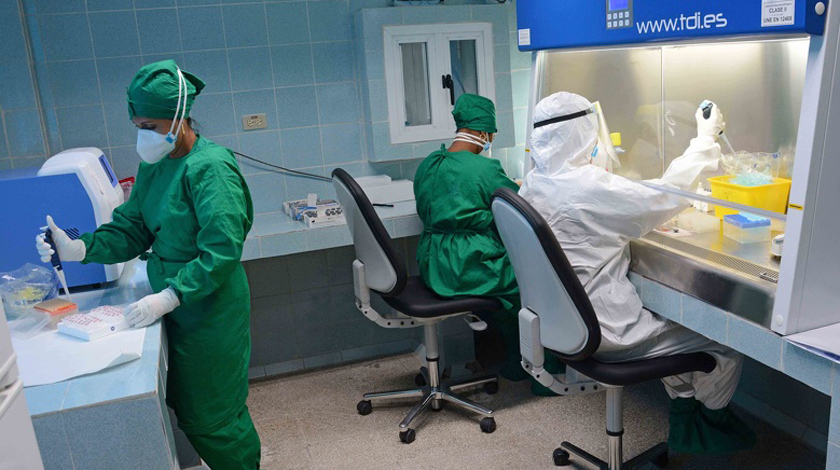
top-left (449, 40), bottom-right (478, 102)
top-left (400, 42), bottom-right (432, 127)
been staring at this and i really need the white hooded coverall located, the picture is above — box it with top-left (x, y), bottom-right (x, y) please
top-left (519, 92), bottom-right (743, 410)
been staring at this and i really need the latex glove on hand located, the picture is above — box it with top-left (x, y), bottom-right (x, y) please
top-left (696, 101), bottom-right (726, 139)
top-left (124, 287), bottom-right (181, 328)
top-left (35, 215), bottom-right (86, 263)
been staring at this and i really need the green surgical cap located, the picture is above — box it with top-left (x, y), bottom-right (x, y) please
top-left (127, 59), bottom-right (205, 120)
top-left (451, 94), bottom-right (497, 134)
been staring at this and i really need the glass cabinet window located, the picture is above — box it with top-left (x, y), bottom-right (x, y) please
top-left (450, 40), bottom-right (479, 100)
top-left (400, 43), bottom-right (432, 127)
top-left (384, 23), bottom-right (495, 144)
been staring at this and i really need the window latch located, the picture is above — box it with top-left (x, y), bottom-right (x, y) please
top-left (441, 74), bottom-right (455, 105)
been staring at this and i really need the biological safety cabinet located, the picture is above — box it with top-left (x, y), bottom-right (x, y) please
top-left (516, 0), bottom-right (839, 335)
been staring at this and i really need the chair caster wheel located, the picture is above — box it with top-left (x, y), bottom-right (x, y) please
top-left (480, 417), bottom-right (496, 433)
top-left (356, 400), bottom-right (372, 416)
top-left (483, 381), bottom-right (499, 395)
top-left (399, 428), bottom-right (416, 444)
top-left (414, 373), bottom-right (427, 387)
top-left (653, 451), bottom-right (669, 468)
top-left (553, 448), bottom-right (570, 466)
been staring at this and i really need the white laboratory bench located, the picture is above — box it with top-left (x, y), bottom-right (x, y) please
top-left (22, 203), bottom-right (428, 470)
top-left (23, 261), bottom-right (180, 470)
top-left (242, 201), bottom-right (423, 261)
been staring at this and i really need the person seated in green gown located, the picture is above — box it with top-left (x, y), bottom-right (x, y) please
top-left (413, 94), bottom-right (559, 395)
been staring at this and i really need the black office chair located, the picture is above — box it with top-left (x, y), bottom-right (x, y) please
top-left (491, 187), bottom-right (717, 470)
top-left (332, 168), bottom-right (501, 444)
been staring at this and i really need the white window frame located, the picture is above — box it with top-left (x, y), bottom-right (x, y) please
top-left (384, 23), bottom-right (496, 144)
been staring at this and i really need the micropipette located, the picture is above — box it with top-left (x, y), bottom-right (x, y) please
top-left (701, 100), bottom-right (737, 156)
top-left (718, 132), bottom-right (737, 157)
top-left (44, 228), bottom-right (72, 302)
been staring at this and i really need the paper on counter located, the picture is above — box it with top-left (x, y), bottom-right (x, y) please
top-left (11, 326), bottom-right (146, 386)
top-left (786, 322), bottom-right (840, 363)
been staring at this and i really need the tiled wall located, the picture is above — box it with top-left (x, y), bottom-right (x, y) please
top-left (0, 3), bottom-right (45, 170)
top-left (32, 396), bottom-right (175, 470)
top-left (244, 237), bottom-right (477, 379)
top-left (0, 0), bottom-right (531, 209)
top-left (629, 272), bottom-right (835, 450)
top-left (508, 0), bottom-right (531, 179)
top-left (354, 4), bottom-right (515, 163)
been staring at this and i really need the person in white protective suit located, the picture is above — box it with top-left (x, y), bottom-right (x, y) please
top-left (519, 92), bottom-right (756, 454)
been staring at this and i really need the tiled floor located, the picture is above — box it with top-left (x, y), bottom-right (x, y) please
top-left (230, 354), bottom-right (825, 470)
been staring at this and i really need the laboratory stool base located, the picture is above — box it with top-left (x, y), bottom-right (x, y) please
top-left (357, 366), bottom-right (498, 443)
top-left (554, 441), bottom-right (669, 470)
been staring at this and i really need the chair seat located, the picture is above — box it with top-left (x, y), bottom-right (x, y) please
top-left (382, 276), bottom-right (503, 319)
top-left (554, 352), bottom-right (717, 387)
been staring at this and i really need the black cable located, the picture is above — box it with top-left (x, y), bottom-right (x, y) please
top-left (233, 151), bottom-right (332, 182)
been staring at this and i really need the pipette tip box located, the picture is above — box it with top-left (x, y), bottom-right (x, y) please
top-left (723, 213), bottom-right (771, 244)
top-left (33, 298), bottom-right (78, 328)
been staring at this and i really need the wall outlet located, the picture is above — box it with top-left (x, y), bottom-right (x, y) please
top-left (242, 113), bottom-right (268, 131)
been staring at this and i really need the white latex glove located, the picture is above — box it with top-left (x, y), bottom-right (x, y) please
top-left (124, 287), bottom-right (181, 328)
top-left (35, 215), bottom-right (86, 263)
top-left (696, 101), bottom-right (726, 139)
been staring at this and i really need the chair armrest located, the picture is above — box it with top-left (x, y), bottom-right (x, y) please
top-left (519, 308), bottom-right (546, 368)
top-left (353, 260), bottom-right (371, 306)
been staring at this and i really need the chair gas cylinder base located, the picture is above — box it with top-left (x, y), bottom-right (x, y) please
top-left (332, 168), bottom-right (501, 443)
top-left (356, 323), bottom-right (499, 444)
top-left (491, 188), bottom-right (717, 470)
top-left (551, 386), bottom-right (670, 470)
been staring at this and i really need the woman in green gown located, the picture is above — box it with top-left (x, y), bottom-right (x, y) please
top-left (36, 60), bottom-right (260, 470)
top-left (413, 94), bottom-right (557, 394)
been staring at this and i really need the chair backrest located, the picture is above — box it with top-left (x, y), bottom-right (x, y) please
top-left (491, 187), bottom-right (601, 361)
top-left (332, 168), bottom-right (407, 297)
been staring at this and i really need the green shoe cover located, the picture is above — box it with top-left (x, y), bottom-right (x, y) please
top-left (544, 353), bottom-right (566, 375)
top-left (668, 398), bottom-right (702, 453)
top-left (668, 399), bottom-right (757, 455)
top-left (697, 405), bottom-right (757, 453)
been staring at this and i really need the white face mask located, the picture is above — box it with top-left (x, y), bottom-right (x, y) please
top-left (454, 132), bottom-right (492, 156)
top-left (136, 68), bottom-right (187, 164)
top-left (136, 129), bottom-right (177, 164)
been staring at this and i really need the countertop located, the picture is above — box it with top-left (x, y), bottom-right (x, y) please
top-left (242, 201), bottom-right (423, 260)
top-left (23, 260), bottom-right (161, 417)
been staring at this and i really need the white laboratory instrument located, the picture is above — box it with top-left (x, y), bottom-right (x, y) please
top-left (0, 301), bottom-right (45, 470)
top-left (37, 148), bottom-right (125, 226)
top-left (284, 195), bottom-right (345, 227)
top-left (0, 148), bottom-right (125, 288)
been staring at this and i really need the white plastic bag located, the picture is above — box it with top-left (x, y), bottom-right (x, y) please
top-left (0, 264), bottom-right (57, 338)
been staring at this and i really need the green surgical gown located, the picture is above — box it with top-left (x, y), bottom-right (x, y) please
top-left (414, 145), bottom-right (520, 311)
top-left (415, 146), bottom-right (564, 393)
top-left (80, 136), bottom-right (259, 468)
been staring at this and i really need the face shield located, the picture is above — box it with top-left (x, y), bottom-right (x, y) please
top-left (589, 101), bottom-right (621, 173)
top-left (531, 92), bottom-right (621, 174)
